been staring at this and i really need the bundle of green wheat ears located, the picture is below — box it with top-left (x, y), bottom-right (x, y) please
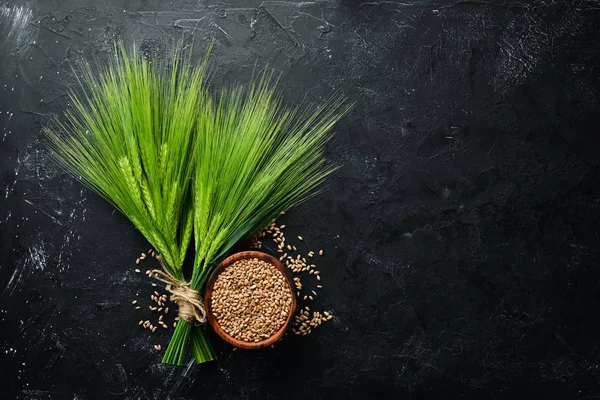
top-left (45, 42), bottom-right (350, 365)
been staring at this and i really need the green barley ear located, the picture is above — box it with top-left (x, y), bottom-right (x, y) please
top-left (162, 70), bottom-right (351, 365)
top-left (44, 41), bottom-right (210, 279)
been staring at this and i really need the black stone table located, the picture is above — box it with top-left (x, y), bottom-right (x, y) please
top-left (1, 1), bottom-right (600, 398)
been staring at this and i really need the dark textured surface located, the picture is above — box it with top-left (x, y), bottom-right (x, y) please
top-left (2, 0), bottom-right (600, 398)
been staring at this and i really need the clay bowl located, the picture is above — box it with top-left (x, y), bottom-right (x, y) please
top-left (204, 251), bottom-right (297, 349)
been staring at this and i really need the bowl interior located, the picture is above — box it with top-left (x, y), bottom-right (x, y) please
top-left (204, 251), bottom-right (297, 349)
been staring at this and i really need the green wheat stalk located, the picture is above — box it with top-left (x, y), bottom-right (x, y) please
top-left (45, 42), bottom-right (209, 280)
top-left (162, 71), bottom-right (351, 365)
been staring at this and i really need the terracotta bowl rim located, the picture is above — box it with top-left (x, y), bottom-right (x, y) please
top-left (204, 250), bottom-right (297, 349)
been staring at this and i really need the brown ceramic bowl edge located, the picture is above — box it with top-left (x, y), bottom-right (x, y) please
top-left (204, 251), bottom-right (297, 349)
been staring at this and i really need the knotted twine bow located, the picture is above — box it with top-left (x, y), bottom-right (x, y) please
top-left (150, 257), bottom-right (206, 324)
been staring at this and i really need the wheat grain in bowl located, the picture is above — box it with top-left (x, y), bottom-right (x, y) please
top-left (209, 257), bottom-right (293, 343)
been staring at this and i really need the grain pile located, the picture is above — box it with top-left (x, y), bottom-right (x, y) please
top-left (132, 218), bottom-right (334, 353)
top-left (210, 258), bottom-right (293, 342)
